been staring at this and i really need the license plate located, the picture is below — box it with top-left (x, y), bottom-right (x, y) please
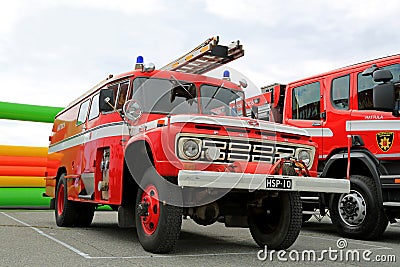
top-left (265, 178), bottom-right (292, 189)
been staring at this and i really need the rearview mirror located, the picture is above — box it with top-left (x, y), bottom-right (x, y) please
top-left (170, 83), bottom-right (196, 103)
top-left (99, 89), bottom-right (115, 112)
top-left (373, 70), bottom-right (395, 111)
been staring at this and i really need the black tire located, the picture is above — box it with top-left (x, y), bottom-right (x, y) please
top-left (330, 175), bottom-right (388, 240)
top-left (55, 174), bottom-right (77, 227)
top-left (75, 202), bottom-right (95, 227)
top-left (135, 166), bottom-right (182, 253)
top-left (248, 191), bottom-right (302, 250)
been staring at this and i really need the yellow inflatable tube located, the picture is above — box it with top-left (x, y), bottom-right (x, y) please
top-left (0, 176), bottom-right (45, 187)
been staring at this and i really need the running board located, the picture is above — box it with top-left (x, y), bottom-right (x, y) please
top-left (383, 202), bottom-right (400, 207)
top-left (78, 194), bottom-right (93, 200)
top-left (301, 196), bottom-right (319, 201)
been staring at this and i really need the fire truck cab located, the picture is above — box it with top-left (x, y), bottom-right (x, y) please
top-left (45, 37), bottom-right (349, 253)
top-left (247, 54), bottom-right (400, 240)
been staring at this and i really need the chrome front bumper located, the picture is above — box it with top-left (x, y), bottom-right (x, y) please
top-left (178, 170), bottom-right (349, 193)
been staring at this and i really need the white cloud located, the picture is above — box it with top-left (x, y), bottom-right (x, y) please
top-left (33, 0), bottom-right (166, 14)
top-left (0, 0), bottom-right (24, 35)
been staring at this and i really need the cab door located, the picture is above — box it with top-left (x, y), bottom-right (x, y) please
top-left (81, 80), bottom-right (130, 202)
top-left (322, 74), bottom-right (351, 160)
top-left (285, 80), bottom-right (325, 158)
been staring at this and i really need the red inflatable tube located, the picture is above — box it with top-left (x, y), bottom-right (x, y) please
top-left (0, 166), bottom-right (46, 177)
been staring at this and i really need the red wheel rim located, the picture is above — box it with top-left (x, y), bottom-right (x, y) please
top-left (140, 185), bottom-right (160, 235)
top-left (57, 183), bottom-right (64, 216)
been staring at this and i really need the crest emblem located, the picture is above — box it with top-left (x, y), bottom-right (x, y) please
top-left (376, 132), bottom-right (394, 152)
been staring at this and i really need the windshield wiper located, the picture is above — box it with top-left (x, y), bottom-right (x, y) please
top-left (204, 82), bottom-right (224, 110)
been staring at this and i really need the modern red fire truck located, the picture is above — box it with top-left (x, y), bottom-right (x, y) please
top-left (44, 36), bottom-right (349, 253)
top-left (246, 54), bottom-right (400, 240)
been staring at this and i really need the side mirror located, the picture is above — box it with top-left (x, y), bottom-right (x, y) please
top-left (373, 70), bottom-right (395, 111)
top-left (99, 89), bottom-right (115, 112)
top-left (239, 79), bottom-right (248, 89)
top-left (373, 69), bottom-right (393, 83)
top-left (123, 100), bottom-right (142, 124)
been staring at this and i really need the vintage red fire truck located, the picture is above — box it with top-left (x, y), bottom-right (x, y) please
top-left (246, 54), bottom-right (400, 240)
top-left (44, 37), bottom-right (349, 253)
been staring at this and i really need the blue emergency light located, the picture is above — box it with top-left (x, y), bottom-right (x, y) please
top-left (135, 56), bottom-right (144, 69)
top-left (223, 70), bottom-right (231, 81)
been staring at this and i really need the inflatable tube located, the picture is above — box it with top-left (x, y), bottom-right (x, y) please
top-left (0, 166), bottom-right (46, 177)
top-left (0, 188), bottom-right (50, 207)
top-left (0, 145), bottom-right (48, 157)
top-left (0, 101), bottom-right (63, 123)
top-left (0, 156), bottom-right (47, 167)
top-left (0, 176), bottom-right (45, 187)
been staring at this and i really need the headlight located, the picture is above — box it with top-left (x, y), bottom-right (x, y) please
top-left (179, 138), bottom-right (201, 160)
top-left (297, 149), bottom-right (311, 166)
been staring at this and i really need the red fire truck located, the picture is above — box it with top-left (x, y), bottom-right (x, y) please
top-left (246, 54), bottom-right (400, 240)
top-left (44, 36), bottom-right (349, 253)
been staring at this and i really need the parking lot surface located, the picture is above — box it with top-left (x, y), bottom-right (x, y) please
top-left (0, 210), bottom-right (399, 266)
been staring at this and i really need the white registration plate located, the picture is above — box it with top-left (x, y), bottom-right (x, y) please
top-left (265, 178), bottom-right (292, 189)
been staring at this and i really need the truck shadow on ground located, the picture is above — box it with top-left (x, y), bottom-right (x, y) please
top-left (88, 220), bottom-right (257, 254)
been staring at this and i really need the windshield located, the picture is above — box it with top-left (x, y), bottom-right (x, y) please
top-left (132, 77), bottom-right (198, 114)
top-left (200, 84), bottom-right (244, 117)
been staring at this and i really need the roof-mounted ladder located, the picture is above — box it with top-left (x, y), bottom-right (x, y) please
top-left (160, 36), bottom-right (244, 75)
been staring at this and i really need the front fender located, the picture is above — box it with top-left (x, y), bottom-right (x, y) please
top-left (321, 150), bottom-right (383, 204)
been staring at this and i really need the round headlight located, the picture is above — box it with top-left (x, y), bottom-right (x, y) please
top-left (205, 146), bottom-right (220, 161)
top-left (182, 139), bottom-right (200, 159)
top-left (298, 150), bottom-right (311, 166)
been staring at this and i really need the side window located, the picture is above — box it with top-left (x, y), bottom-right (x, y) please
top-left (292, 82), bottom-right (320, 120)
top-left (116, 81), bottom-right (129, 110)
top-left (358, 63), bottom-right (400, 110)
top-left (76, 99), bottom-right (90, 126)
top-left (331, 75), bottom-right (350, 110)
top-left (88, 93), bottom-right (100, 120)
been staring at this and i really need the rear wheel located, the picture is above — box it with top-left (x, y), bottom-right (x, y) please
top-left (248, 191), bottom-right (302, 250)
top-left (135, 167), bottom-right (182, 253)
top-left (330, 175), bottom-right (388, 239)
top-left (55, 174), bottom-right (77, 227)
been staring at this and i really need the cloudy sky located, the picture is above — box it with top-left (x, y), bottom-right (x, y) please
top-left (1, 0), bottom-right (399, 147)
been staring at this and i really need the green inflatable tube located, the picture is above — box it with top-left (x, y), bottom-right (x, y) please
top-left (0, 101), bottom-right (63, 123)
top-left (0, 188), bottom-right (50, 207)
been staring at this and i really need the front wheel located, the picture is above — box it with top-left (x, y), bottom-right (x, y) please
top-left (330, 175), bottom-right (388, 240)
top-left (248, 192), bottom-right (302, 250)
top-left (55, 174), bottom-right (77, 227)
top-left (135, 167), bottom-right (182, 253)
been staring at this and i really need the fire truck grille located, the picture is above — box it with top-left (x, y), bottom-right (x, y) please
top-left (200, 137), bottom-right (296, 163)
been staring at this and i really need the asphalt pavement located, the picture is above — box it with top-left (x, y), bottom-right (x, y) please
top-left (0, 210), bottom-right (399, 267)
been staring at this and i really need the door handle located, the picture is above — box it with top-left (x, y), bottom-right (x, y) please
top-left (312, 122), bottom-right (322, 126)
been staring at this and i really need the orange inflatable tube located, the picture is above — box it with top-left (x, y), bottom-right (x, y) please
top-left (0, 145), bottom-right (48, 157)
top-left (0, 166), bottom-right (46, 177)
